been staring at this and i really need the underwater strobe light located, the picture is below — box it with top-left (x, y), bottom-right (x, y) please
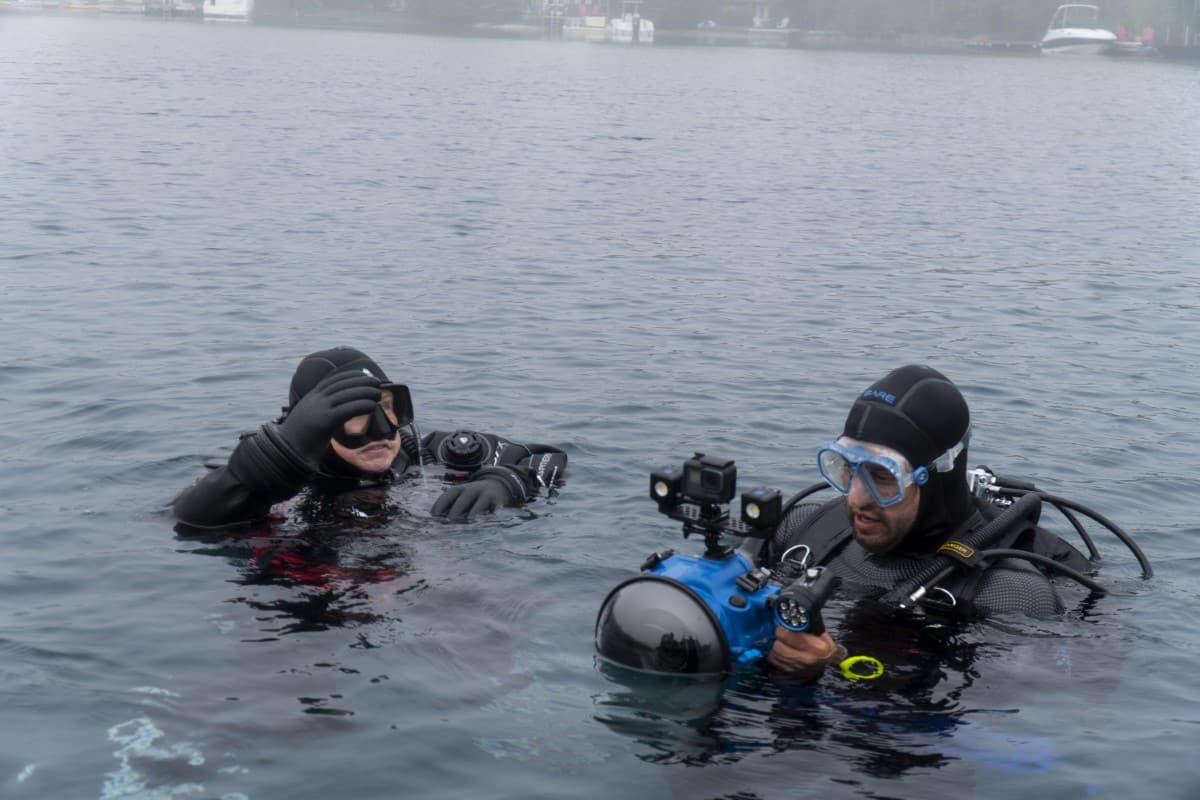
top-left (773, 566), bottom-right (836, 636)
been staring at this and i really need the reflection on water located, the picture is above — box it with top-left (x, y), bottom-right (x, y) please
top-left (176, 483), bottom-right (427, 637)
top-left (593, 607), bottom-right (979, 770)
top-left (593, 602), bottom-right (1091, 793)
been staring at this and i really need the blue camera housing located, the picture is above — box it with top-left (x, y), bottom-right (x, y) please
top-left (646, 550), bottom-right (781, 667)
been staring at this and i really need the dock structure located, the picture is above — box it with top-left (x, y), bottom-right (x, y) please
top-left (143, 0), bottom-right (202, 16)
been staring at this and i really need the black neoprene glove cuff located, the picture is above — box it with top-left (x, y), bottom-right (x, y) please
top-left (226, 424), bottom-right (314, 504)
top-left (468, 465), bottom-right (530, 506)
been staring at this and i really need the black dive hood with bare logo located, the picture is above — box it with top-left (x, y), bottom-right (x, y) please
top-left (841, 365), bottom-right (973, 554)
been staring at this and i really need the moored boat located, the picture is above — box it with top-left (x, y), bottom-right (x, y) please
top-left (1040, 4), bottom-right (1118, 54)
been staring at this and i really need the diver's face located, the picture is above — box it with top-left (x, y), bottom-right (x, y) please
top-left (844, 475), bottom-right (920, 554)
top-left (330, 423), bottom-right (400, 474)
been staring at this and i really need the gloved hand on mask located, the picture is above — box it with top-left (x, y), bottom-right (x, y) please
top-left (275, 370), bottom-right (382, 466)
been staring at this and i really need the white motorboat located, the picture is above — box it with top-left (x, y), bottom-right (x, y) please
top-left (202, 0), bottom-right (251, 20)
top-left (561, 1), bottom-right (653, 44)
top-left (609, 11), bottom-right (653, 44)
top-left (1040, 4), bottom-right (1117, 54)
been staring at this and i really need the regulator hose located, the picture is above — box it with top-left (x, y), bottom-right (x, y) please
top-left (996, 487), bottom-right (1152, 579)
top-left (782, 482), bottom-right (831, 511)
top-left (975, 548), bottom-right (1107, 594)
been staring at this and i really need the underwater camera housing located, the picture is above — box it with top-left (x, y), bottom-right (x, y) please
top-left (594, 453), bottom-right (837, 677)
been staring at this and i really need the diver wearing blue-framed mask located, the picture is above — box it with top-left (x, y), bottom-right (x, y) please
top-left (758, 364), bottom-right (1092, 680)
top-left (595, 364), bottom-right (1134, 685)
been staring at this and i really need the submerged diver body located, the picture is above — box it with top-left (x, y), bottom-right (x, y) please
top-left (173, 347), bottom-right (567, 530)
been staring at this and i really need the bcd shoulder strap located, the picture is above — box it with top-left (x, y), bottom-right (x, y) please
top-left (771, 498), bottom-right (856, 568)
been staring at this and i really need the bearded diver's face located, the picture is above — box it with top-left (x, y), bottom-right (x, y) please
top-left (844, 475), bottom-right (921, 554)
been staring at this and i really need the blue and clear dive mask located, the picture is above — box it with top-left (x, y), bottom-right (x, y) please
top-left (816, 433), bottom-right (969, 508)
top-left (333, 383), bottom-right (413, 450)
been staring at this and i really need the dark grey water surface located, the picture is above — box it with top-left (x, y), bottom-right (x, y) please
top-left (2, 12), bottom-right (1199, 799)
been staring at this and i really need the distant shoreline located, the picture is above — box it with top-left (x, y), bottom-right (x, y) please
top-left (473, 21), bottom-right (1020, 54)
top-left (4, 5), bottom-right (1199, 59)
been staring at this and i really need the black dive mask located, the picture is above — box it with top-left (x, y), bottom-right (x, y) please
top-left (331, 383), bottom-right (413, 450)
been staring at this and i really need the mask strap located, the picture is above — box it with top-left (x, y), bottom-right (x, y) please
top-left (928, 427), bottom-right (971, 474)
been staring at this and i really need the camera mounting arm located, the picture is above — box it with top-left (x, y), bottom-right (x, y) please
top-left (650, 453), bottom-right (782, 556)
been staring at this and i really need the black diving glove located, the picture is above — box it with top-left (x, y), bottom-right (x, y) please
top-left (271, 370), bottom-right (382, 468)
top-left (431, 467), bottom-right (529, 521)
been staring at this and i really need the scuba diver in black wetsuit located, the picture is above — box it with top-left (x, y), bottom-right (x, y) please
top-left (595, 363), bottom-right (1156, 680)
top-left (593, 366), bottom-right (1152, 788)
top-left (761, 364), bottom-right (1091, 678)
top-left (172, 346), bottom-right (567, 529)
